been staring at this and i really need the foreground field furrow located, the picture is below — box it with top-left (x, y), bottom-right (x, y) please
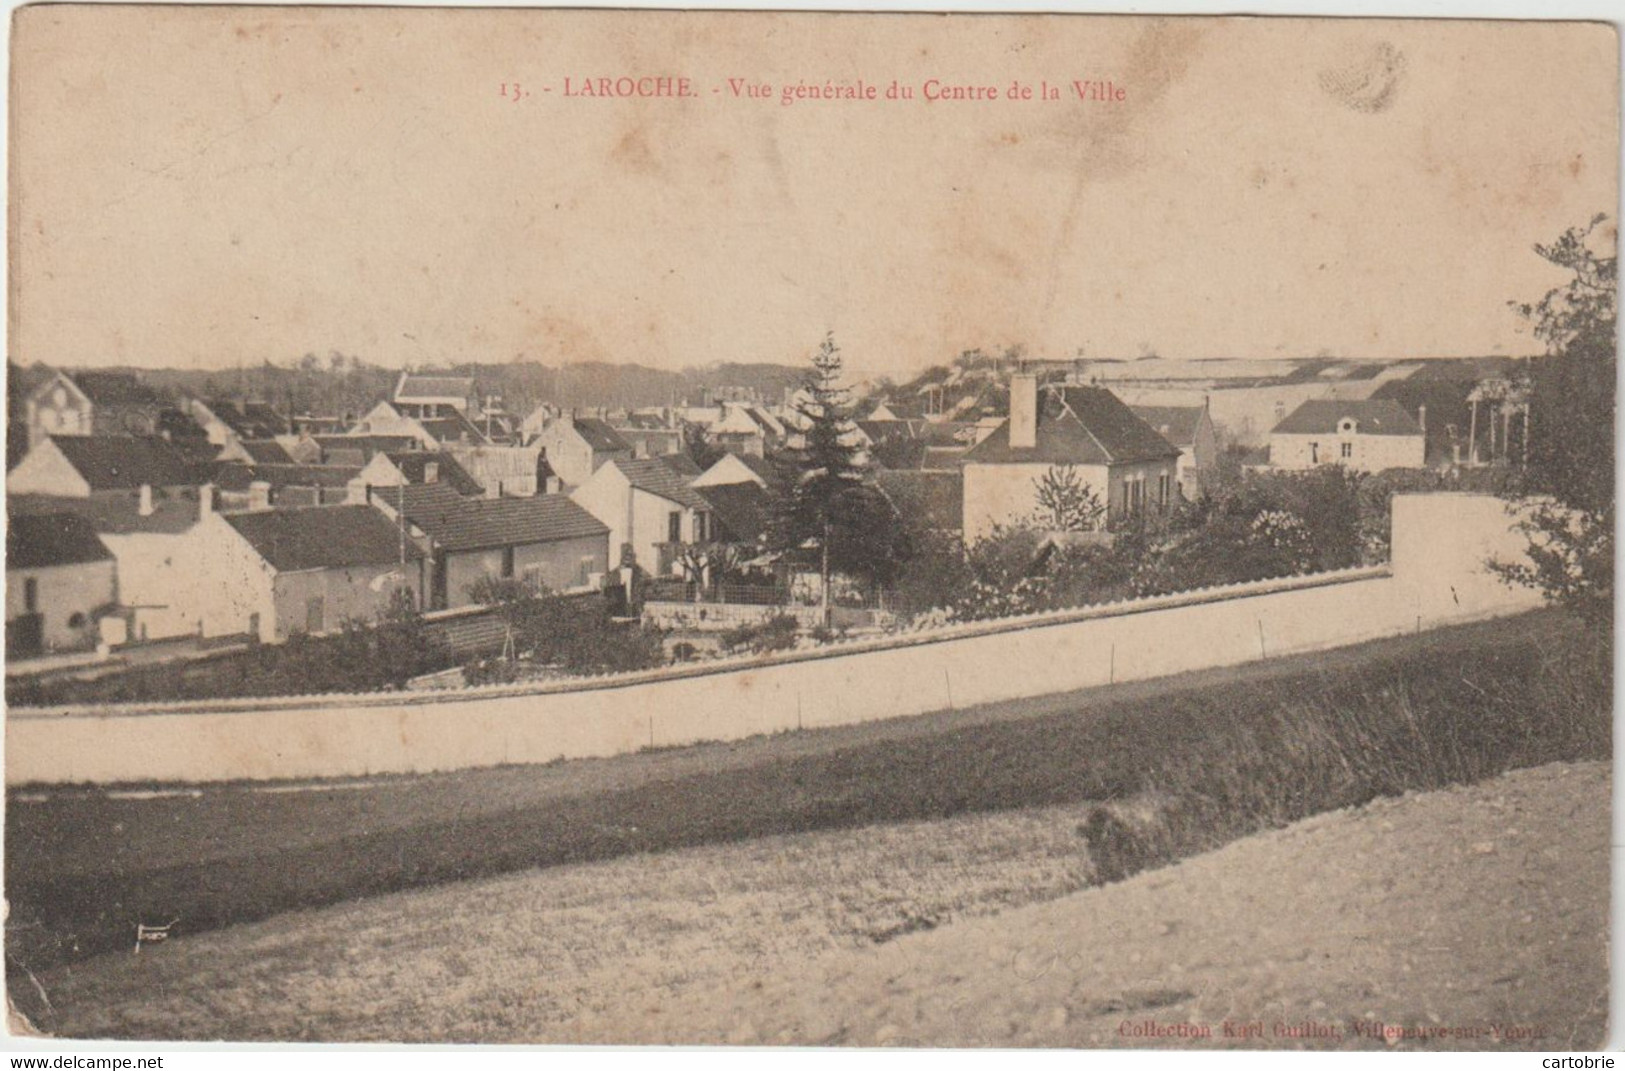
top-left (6, 609), bottom-right (1609, 1039)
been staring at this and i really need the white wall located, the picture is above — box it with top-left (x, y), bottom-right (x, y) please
top-left (7, 494), bottom-right (1546, 786)
top-left (1270, 431), bottom-right (1426, 473)
top-left (962, 462), bottom-right (1110, 542)
top-left (6, 439), bottom-right (92, 497)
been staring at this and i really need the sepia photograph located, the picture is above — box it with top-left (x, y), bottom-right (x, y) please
top-left (2, 3), bottom-right (1618, 1052)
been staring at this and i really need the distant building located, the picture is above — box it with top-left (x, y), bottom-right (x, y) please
top-left (393, 372), bottom-right (475, 419)
top-left (1128, 401), bottom-right (1218, 498)
top-left (531, 416), bottom-right (634, 489)
top-left (5, 511), bottom-right (116, 656)
top-left (1268, 399), bottom-right (1426, 473)
top-left (26, 371), bottom-right (167, 448)
top-left (960, 377), bottom-right (1181, 541)
top-left (357, 451), bottom-right (485, 498)
top-left (692, 451), bottom-right (775, 489)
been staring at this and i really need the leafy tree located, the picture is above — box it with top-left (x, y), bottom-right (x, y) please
top-left (1494, 214), bottom-right (1617, 629)
top-left (1030, 464), bottom-right (1107, 532)
top-left (768, 333), bottom-right (912, 621)
top-left (681, 419), bottom-right (727, 472)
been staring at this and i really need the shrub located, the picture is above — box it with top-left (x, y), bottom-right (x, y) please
top-left (720, 613), bottom-right (801, 654)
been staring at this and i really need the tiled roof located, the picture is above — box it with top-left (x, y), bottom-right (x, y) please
top-left (1271, 399), bottom-right (1424, 436)
top-left (314, 435), bottom-right (423, 461)
top-left (398, 492), bottom-right (609, 552)
top-left (697, 482), bottom-right (771, 543)
top-left (49, 435), bottom-right (200, 489)
top-left (962, 388), bottom-right (1180, 466)
top-left (9, 491), bottom-right (202, 535)
top-left (419, 411), bottom-right (488, 445)
top-left (396, 374), bottom-right (474, 400)
top-left (876, 470), bottom-right (964, 532)
top-left (661, 453), bottom-right (703, 479)
top-left (1128, 405), bottom-right (1205, 448)
top-left (385, 452), bottom-right (484, 496)
top-left (207, 399), bottom-right (289, 439)
top-left (616, 458), bottom-right (710, 510)
top-left (70, 371), bottom-right (166, 409)
top-left (241, 440), bottom-right (296, 464)
top-left (7, 510), bottom-right (113, 569)
top-left (572, 418), bottom-right (633, 454)
top-left (224, 505), bottom-right (423, 572)
top-left (212, 462), bottom-right (362, 492)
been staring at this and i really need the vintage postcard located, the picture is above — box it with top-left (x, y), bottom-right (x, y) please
top-left (3, 4), bottom-right (1618, 1053)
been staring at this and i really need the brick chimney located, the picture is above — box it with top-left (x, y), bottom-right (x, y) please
top-left (249, 480), bottom-right (272, 511)
top-left (1010, 374), bottom-right (1039, 451)
top-left (1417, 404), bottom-right (1427, 433)
top-left (138, 484), bottom-right (154, 517)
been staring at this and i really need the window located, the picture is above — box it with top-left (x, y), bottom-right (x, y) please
top-left (668, 511), bottom-right (683, 543)
top-left (1309, 442), bottom-right (1319, 464)
top-left (521, 563), bottom-right (546, 592)
top-left (501, 547), bottom-right (516, 578)
top-left (305, 596), bottom-right (325, 634)
top-left (1341, 442), bottom-right (1353, 460)
top-left (576, 557), bottom-right (595, 588)
top-left (23, 577), bottom-right (37, 614)
top-left (1158, 473), bottom-right (1170, 506)
top-left (67, 612), bottom-right (85, 630)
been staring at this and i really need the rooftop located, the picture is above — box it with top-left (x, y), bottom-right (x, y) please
top-left (224, 505), bottom-right (424, 572)
top-left (1271, 399), bottom-right (1425, 437)
top-left (963, 387), bottom-right (1181, 466)
top-left (7, 510), bottom-right (114, 570)
top-left (393, 490), bottom-right (609, 552)
top-left (615, 458), bottom-right (711, 511)
top-left (47, 435), bottom-right (200, 490)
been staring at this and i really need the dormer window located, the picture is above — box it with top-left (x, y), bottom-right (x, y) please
top-left (1338, 418), bottom-right (1358, 435)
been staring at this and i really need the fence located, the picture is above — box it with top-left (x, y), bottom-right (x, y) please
top-left (6, 494), bottom-right (1543, 785)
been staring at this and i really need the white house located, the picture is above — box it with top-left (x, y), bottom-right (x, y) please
top-left (1268, 399), bottom-right (1426, 473)
top-left (960, 376), bottom-right (1182, 542)
top-left (572, 457), bottom-right (714, 576)
top-left (531, 416), bottom-right (633, 489)
top-left (692, 451), bottom-right (775, 489)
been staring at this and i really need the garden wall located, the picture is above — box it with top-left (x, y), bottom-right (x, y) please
top-left (6, 494), bottom-right (1543, 785)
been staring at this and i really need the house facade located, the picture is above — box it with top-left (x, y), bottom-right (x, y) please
top-left (571, 457), bottom-right (713, 576)
top-left (960, 377), bottom-right (1181, 541)
top-left (372, 483), bottom-right (610, 609)
top-left (5, 511), bottom-right (116, 656)
top-left (1129, 402), bottom-right (1218, 498)
top-left (25, 371), bottom-right (167, 448)
top-left (1268, 400), bottom-right (1426, 473)
top-left (193, 505), bottom-right (427, 642)
top-left (531, 416), bottom-right (633, 489)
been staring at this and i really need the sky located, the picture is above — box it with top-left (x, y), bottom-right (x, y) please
top-left (8, 8), bottom-right (1619, 380)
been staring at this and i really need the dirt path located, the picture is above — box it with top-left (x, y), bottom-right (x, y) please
top-left (606, 761), bottom-right (1610, 1050)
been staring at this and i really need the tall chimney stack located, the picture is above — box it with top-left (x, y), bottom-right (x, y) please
top-left (138, 484), bottom-right (154, 517)
top-left (1009, 374), bottom-right (1039, 451)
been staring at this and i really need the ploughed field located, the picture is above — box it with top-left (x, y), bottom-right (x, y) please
top-left (6, 610), bottom-right (1609, 1038)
